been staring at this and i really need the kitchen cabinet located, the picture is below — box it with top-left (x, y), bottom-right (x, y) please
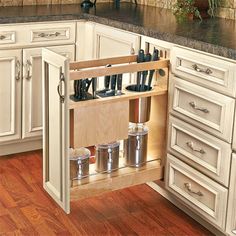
top-left (0, 49), bottom-right (22, 143)
top-left (93, 24), bottom-right (140, 88)
top-left (42, 48), bottom-right (169, 213)
top-left (0, 21), bottom-right (76, 156)
top-left (226, 154), bottom-right (236, 236)
top-left (22, 45), bottom-right (75, 139)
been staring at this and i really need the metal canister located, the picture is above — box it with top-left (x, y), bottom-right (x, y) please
top-left (124, 124), bottom-right (148, 167)
top-left (95, 141), bottom-right (120, 173)
top-left (70, 147), bottom-right (90, 180)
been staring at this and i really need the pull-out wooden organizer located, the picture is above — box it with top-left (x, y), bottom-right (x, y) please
top-left (42, 48), bottom-right (169, 213)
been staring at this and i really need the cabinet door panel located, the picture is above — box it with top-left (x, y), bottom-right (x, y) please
top-left (42, 48), bottom-right (70, 213)
top-left (93, 24), bottom-right (140, 88)
top-left (22, 45), bottom-right (75, 139)
top-left (0, 49), bottom-right (21, 143)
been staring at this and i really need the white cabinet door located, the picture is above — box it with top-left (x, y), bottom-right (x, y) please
top-left (0, 49), bottom-right (22, 143)
top-left (42, 48), bottom-right (70, 213)
top-left (226, 154), bottom-right (236, 236)
top-left (93, 24), bottom-right (140, 88)
top-left (22, 45), bottom-right (75, 139)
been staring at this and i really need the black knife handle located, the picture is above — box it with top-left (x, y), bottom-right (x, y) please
top-left (117, 74), bottom-right (123, 91)
top-left (92, 77), bottom-right (97, 99)
top-left (110, 74), bottom-right (117, 90)
top-left (137, 49), bottom-right (145, 63)
top-left (104, 64), bottom-right (111, 89)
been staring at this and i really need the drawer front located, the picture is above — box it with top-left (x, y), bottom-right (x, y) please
top-left (171, 46), bottom-right (236, 97)
top-left (168, 116), bottom-right (231, 186)
top-left (0, 31), bottom-right (15, 45)
top-left (169, 76), bottom-right (235, 142)
top-left (0, 22), bottom-right (76, 48)
top-left (165, 154), bottom-right (228, 230)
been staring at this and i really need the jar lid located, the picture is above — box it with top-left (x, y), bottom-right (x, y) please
top-left (128, 124), bottom-right (148, 136)
top-left (96, 141), bottom-right (120, 149)
top-left (69, 147), bottom-right (91, 160)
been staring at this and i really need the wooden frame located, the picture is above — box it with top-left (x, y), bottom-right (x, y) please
top-left (42, 49), bottom-right (169, 213)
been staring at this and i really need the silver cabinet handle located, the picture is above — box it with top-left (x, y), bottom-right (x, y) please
top-left (184, 183), bottom-right (204, 197)
top-left (57, 72), bottom-right (65, 103)
top-left (232, 229), bottom-right (236, 234)
top-left (15, 60), bottom-right (21, 81)
top-left (24, 60), bottom-right (32, 80)
top-left (0, 35), bottom-right (6, 40)
top-left (189, 101), bottom-right (209, 113)
top-left (186, 141), bottom-right (205, 154)
top-left (38, 32), bottom-right (60, 38)
top-left (192, 64), bottom-right (212, 75)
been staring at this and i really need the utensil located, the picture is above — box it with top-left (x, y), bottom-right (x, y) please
top-left (117, 74), bottom-right (123, 95)
top-left (81, 79), bottom-right (87, 100)
top-left (92, 77), bottom-right (97, 99)
top-left (136, 49), bottom-right (145, 91)
top-left (147, 48), bottom-right (159, 90)
top-left (85, 78), bottom-right (92, 92)
top-left (110, 74), bottom-right (117, 91)
top-left (141, 53), bottom-right (151, 91)
top-left (104, 64), bottom-right (111, 89)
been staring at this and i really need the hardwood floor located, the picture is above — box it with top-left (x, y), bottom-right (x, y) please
top-left (0, 150), bottom-right (213, 236)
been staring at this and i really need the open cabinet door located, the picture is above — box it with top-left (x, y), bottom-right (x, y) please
top-left (42, 48), bottom-right (70, 214)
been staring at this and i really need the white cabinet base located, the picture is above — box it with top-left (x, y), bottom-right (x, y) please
top-left (0, 139), bottom-right (42, 156)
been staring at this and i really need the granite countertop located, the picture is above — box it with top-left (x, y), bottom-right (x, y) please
top-left (0, 2), bottom-right (236, 59)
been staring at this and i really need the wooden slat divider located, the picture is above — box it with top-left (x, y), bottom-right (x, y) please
top-left (69, 55), bottom-right (137, 70)
top-left (69, 59), bottom-right (169, 81)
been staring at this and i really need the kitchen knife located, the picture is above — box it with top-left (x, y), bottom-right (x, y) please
top-left (81, 79), bottom-right (87, 100)
top-left (74, 80), bottom-right (79, 98)
top-left (104, 64), bottom-right (111, 89)
top-left (110, 74), bottom-right (117, 91)
top-left (147, 48), bottom-right (159, 90)
top-left (136, 49), bottom-right (145, 91)
top-left (117, 74), bottom-right (123, 95)
top-left (141, 52), bottom-right (151, 91)
top-left (92, 77), bottom-right (97, 99)
top-left (85, 78), bottom-right (92, 92)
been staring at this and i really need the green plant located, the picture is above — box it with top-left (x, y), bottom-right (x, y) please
top-left (173, 0), bottom-right (202, 21)
top-left (173, 0), bottom-right (220, 21)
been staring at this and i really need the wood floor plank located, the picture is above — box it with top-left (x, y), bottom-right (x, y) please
top-left (0, 150), bottom-right (214, 236)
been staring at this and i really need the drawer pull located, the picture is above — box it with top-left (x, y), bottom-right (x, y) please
top-left (186, 141), bottom-right (206, 154)
top-left (232, 229), bottom-right (236, 234)
top-left (184, 183), bottom-right (204, 197)
top-left (189, 101), bottom-right (209, 113)
top-left (24, 60), bottom-right (32, 80)
top-left (38, 32), bottom-right (61, 38)
top-left (192, 64), bottom-right (212, 75)
top-left (0, 35), bottom-right (6, 40)
top-left (15, 60), bottom-right (21, 81)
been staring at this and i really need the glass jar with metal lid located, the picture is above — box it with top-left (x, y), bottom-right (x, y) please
top-left (124, 123), bottom-right (148, 167)
top-left (95, 141), bottom-right (120, 173)
top-left (70, 147), bottom-right (90, 181)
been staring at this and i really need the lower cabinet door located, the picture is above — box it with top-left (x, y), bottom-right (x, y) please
top-left (0, 49), bottom-right (22, 143)
top-left (42, 48), bottom-right (70, 213)
top-left (22, 45), bottom-right (75, 139)
top-left (226, 154), bottom-right (236, 236)
top-left (165, 154), bottom-right (228, 230)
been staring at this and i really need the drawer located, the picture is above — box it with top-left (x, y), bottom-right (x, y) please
top-left (171, 46), bottom-right (236, 97)
top-left (0, 22), bottom-right (76, 48)
top-left (0, 31), bottom-right (15, 45)
top-left (165, 154), bottom-right (228, 230)
top-left (168, 116), bottom-right (231, 186)
top-left (169, 76), bottom-right (235, 142)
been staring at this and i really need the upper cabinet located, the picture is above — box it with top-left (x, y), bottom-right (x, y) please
top-left (0, 49), bottom-right (22, 143)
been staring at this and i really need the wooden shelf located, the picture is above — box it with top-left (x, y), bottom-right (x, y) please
top-left (70, 159), bottom-right (163, 201)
